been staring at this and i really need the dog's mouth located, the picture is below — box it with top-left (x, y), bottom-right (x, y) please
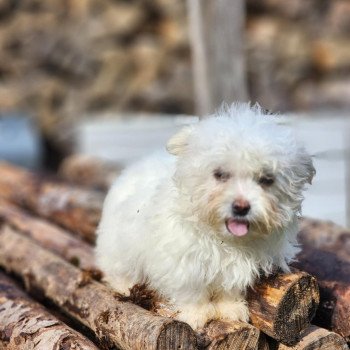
top-left (225, 218), bottom-right (250, 237)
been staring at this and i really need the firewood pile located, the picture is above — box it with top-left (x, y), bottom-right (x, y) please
top-left (2, 0), bottom-right (350, 152)
top-left (0, 0), bottom-right (193, 152)
top-left (0, 159), bottom-right (349, 350)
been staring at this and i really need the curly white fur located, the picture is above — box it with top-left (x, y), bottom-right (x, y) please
top-left (95, 103), bottom-right (315, 329)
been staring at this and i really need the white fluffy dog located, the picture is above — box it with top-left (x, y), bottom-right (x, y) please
top-left (95, 103), bottom-right (314, 329)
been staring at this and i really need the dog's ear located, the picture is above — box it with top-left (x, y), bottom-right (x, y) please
top-left (166, 126), bottom-right (194, 156)
top-left (294, 148), bottom-right (316, 185)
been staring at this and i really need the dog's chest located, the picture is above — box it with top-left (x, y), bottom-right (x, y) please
top-left (191, 240), bottom-right (260, 292)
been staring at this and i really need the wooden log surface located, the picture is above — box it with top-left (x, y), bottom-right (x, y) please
top-left (0, 224), bottom-right (198, 350)
top-left (294, 245), bottom-right (350, 342)
top-left (156, 271), bottom-right (319, 346)
top-left (0, 272), bottom-right (99, 350)
top-left (272, 325), bottom-right (349, 350)
top-left (247, 272), bottom-right (319, 345)
top-left (295, 218), bottom-right (350, 342)
top-left (0, 161), bottom-right (104, 243)
top-left (156, 300), bottom-right (268, 349)
top-left (0, 199), bottom-right (97, 272)
top-left (299, 218), bottom-right (350, 262)
top-left (201, 320), bottom-right (268, 350)
top-left (58, 154), bottom-right (120, 191)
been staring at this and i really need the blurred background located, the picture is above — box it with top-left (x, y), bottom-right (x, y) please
top-left (0, 0), bottom-right (349, 226)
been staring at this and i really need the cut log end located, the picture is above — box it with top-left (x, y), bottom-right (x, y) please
top-left (157, 320), bottom-right (197, 350)
top-left (248, 272), bottom-right (320, 345)
top-left (274, 325), bottom-right (349, 350)
top-left (202, 320), bottom-right (266, 350)
top-left (273, 273), bottom-right (320, 344)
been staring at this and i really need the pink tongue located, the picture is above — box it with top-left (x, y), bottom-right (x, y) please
top-left (227, 219), bottom-right (249, 237)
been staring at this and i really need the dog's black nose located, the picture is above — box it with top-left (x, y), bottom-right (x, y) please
top-left (233, 199), bottom-right (250, 216)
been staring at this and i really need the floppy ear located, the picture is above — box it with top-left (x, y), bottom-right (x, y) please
top-left (166, 126), bottom-right (194, 156)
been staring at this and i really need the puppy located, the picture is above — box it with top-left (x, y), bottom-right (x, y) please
top-left (95, 103), bottom-right (314, 329)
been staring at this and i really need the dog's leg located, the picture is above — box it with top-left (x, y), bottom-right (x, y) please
top-left (176, 299), bottom-right (217, 330)
top-left (214, 291), bottom-right (249, 322)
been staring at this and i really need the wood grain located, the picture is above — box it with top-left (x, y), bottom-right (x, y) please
top-left (247, 272), bottom-right (319, 345)
top-left (0, 272), bottom-right (99, 350)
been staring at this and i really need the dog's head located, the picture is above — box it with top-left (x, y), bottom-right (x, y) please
top-left (167, 103), bottom-right (315, 240)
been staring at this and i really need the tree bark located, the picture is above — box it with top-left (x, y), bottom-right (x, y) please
top-left (247, 271), bottom-right (319, 346)
top-left (299, 217), bottom-right (345, 245)
top-left (272, 325), bottom-right (349, 350)
top-left (156, 300), bottom-right (267, 350)
top-left (299, 217), bottom-right (350, 262)
top-left (295, 218), bottom-right (350, 341)
top-left (0, 161), bottom-right (104, 243)
top-left (0, 272), bottom-right (99, 350)
top-left (153, 271), bottom-right (319, 347)
top-left (0, 224), bottom-right (198, 350)
top-left (201, 320), bottom-right (268, 350)
top-left (0, 199), bottom-right (97, 272)
top-left (293, 245), bottom-right (350, 342)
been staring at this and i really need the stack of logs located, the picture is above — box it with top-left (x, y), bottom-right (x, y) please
top-left (0, 159), bottom-right (349, 349)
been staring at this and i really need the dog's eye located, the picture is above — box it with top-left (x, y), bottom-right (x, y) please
top-left (258, 175), bottom-right (275, 186)
top-left (213, 169), bottom-right (231, 182)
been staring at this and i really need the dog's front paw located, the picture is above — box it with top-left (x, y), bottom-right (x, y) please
top-left (176, 303), bottom-right (216, 330)
top-left (215, 298), bottom-right (249, 323)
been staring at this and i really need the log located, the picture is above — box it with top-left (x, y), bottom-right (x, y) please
top-left (293, 245), bottom-right (350, 342)
top-left (155, 271), bottom-right (319, 346)
top-left (295, 219), bottom-right (350, 341)
top-left (58, 154), bottom-right (120, 191)
top-left (0, 225), bottom-right (198, 350)
top-left (299, 218), bottom-right (350, 262)
top-left (312, 39), bottom-right (350, 73)
top-left (247, 272), bottom-right (319, 345)
top-left (0, 199), bottom-right (97, 272)
top-left (155, 299), bottom-right (268, 349)
top-left (0, 272), bottom-right (99, 350)
top-left (0, 161), bottom-right (104, 243)
top-left (272, 326), bottom-right (349, 350)
top-left (201, 320), bottom-right (268, 350)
